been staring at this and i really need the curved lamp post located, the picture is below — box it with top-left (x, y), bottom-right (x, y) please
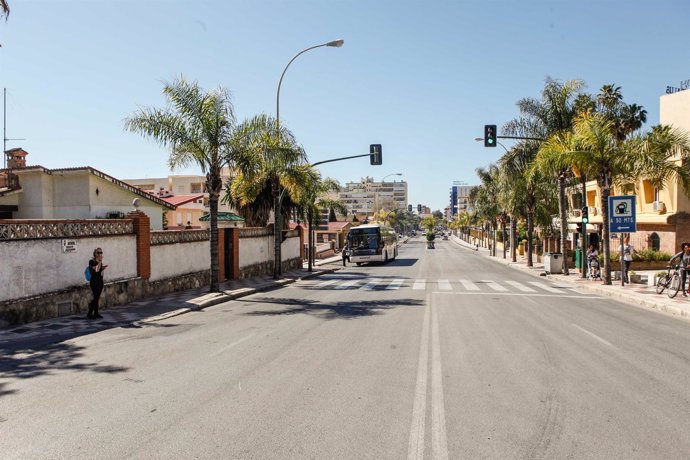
top-left (375, 173), bottom-right (402, 216)
top-left (274, 39), bottom-right (344, 277)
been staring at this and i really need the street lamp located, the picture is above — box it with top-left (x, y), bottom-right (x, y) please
top-left (276, 39), bottom-right (345, 128)
top-left (275, 40), bottom-right (344, 276)
top-left (374, 173), bottom-right (402, 216)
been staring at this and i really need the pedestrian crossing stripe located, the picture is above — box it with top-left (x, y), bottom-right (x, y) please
top-left (481, 280), bottom-right (508, 292)
top-left (505, 280), bottom-right (536, 292)
top-left (437, 279), bottom-right (452, 290)
top-left (311, 278), bottom-right (573, 293)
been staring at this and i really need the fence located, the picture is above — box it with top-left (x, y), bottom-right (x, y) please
top-left (0, 213), bottom-right (304, 326)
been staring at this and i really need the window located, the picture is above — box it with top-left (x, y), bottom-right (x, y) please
top-left (650, 232), bottom-right (660, 251)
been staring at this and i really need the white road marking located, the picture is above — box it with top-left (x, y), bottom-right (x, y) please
top-left (434, 292), bottom-right (602, 299)
top-left (212, 334), bottom-right (255, 357)
top-left (572, 323), bottom-right (614, 347)
top-left (336, 279), bottom-right (362, 289)
top-left (407, 293), bottom-right (431, 460)
top-left (386, 279), bottom-right (404, 290)
top-left (431, 303), bottom-right (449, 459)
top-left (505, 280), bottom-right (536, 292)
top-left (481, 279), bottom-right (508, 292)
top-left (361, 278), bottom-right (383, 290)
top-left (527, 281), bottom-right (565, 293)
top-left (413, 279), bottom-right (426, 290)
top-left (438, 279), bottom-right (452, 291)
top-left (459, 279), bottom-right (480, 291)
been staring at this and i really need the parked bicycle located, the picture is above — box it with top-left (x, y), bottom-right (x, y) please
top-left (665, 266), bottom-right (688, 298)
top-left (655, 265), bottom-right (678, 295)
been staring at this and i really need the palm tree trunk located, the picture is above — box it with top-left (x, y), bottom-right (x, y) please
top-left (209, 191), bottom-right (219, 292)
top-left (510, 216), bottom-right (517, 263)
top-left (600, 180), bottom-right (612, 285)
top-left (502, 220), bottom-right (507, 259)
top-left (558, 174), bottom-right (570, 275)
top-left (273, 179), bottom-right (281, 279)
top-left (527, 211), bottom-right (534, 267)
top-left (307, 207), bottom-right (313, 272)
top-left (492, 223), bottom-right (497, 257)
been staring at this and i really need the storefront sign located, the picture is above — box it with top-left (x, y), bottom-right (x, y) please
top-left (666, 78), bottom-right (690, 94)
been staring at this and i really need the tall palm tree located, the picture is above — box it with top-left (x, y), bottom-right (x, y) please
top-left (499, 141), bottom-right (555, 267)
top-left (506, 78), bottom-right (585, 274)
top-left (474, 164), bottom-right (501, 256)
top-left (227, 114), bottom-right (308, 279)
top-left (124, 77), bottom-right (236, 292)
top-left (541, 112), bottom-right (690, 284)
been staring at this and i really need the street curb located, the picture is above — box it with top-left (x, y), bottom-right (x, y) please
top-left (471, 245), bottom-right (690, 323)
top-left (138, 269), bottom-right (337, 324)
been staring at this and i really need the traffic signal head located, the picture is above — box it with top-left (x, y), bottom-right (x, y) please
top-left (408, 204), bottom-right (413, 212)
top-left (484, 125), bottom-right (497, 147)
top-left (417, 204), bottom-right (422, 213)
top-left (369, 144), bottom-right (382, 165)
top-left (581, 206), bottom-right (589, 224)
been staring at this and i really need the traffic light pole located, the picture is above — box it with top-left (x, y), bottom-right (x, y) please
top-left (581, 176), bottom-right (588, 278)
top-left (311, 153), bottom-right (372, 167)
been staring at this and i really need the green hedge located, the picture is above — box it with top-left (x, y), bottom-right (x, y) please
top-left (606, 249), bottom-right (673, 263)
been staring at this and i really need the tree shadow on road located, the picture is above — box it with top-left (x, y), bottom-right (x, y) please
top-left (241, 297), bottom-right (423, 320)
top-left (0, 342), bottom-right (130, 398)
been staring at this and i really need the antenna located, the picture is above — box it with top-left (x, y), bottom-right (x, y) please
top-left (3, 88), bottom-right (26, 169)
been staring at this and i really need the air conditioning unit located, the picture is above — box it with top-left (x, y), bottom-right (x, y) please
top-left (653, 201), bottom-right (666, 212)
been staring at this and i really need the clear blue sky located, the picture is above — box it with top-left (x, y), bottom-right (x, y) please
top-left (1, 0), bottom-right (689, 211)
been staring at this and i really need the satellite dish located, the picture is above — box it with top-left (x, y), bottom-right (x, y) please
top-left (132, 198), bottom-right (140, 210)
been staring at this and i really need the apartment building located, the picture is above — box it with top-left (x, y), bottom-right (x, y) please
top-left (338, 180), bottom-right (408, 218)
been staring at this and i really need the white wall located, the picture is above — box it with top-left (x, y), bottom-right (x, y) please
top-left (150, 241), bottom-right (210, 281)
top-left (239, 235), bottom-right (273, 269)
top-left (0, 235), bottom-right (137, 302)
top-left (281, 235), bottom-right (300, 261)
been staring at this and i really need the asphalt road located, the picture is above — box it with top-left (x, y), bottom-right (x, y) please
top-left (2, 237), bottom-right (690, 459)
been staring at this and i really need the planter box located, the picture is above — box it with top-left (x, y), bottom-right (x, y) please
top-left (630, 261), bottom-right (670, 270)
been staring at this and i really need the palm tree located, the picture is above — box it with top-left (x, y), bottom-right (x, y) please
top-left (227, 114), bottom-right (308, 278)
top-left (124, 76), bottom-right (236, 292)
top-left (474, 164), bottom-right (501, 256)
top-left (507, 78), bottom-right (585, 274)
top-left (1, 0), bottom-right (9, 20)
top-left (541, 112), bottom-right (690, 284)
top-left (293, 173), bottom-right (346, 271)
top-left (499, 141), bottom-right (555, 267)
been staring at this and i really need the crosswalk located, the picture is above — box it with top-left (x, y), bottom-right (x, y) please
top-left (305, 277), bottom-right (575, 294)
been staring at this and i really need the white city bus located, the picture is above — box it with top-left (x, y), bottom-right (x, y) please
top-left (347, 224), bottom-right (398, 265)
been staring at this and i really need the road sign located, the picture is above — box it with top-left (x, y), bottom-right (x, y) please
top-left (608, 195), bottom-right (636, 233)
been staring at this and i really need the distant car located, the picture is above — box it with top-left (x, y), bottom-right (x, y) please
top-left (442, 235), bottom-right (448, 240)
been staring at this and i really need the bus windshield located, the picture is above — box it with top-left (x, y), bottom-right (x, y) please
top-left (349, 228), bottom-right (380, 250)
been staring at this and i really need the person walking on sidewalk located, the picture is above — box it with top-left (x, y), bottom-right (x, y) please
top-left (342, 243), bottom-right (350, 267)
top-left (87, 247), bottom-right (108, 319)
top-left (622, 236), bottom-right (634, 283)
top-left (670, 243), bottom-right (690, 297)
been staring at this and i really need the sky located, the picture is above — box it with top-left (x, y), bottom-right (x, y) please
top-left (1, 0), bottom-right (689, 211)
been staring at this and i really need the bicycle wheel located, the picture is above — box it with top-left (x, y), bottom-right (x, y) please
top-left (667, 273), bottom-right (681, 298)
top-left (656, 274), bottom-right (670, 294)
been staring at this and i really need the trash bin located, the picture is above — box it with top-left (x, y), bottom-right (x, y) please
top-left (574, 248), bottom-right (582, 270)
top-left (544, 252), bottom-right (563, 274)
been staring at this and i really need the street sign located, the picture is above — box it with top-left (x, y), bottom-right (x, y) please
top-left (608, 195), bottom-right (636, 233)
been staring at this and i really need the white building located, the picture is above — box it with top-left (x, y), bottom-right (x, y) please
top-left (338, 180), bottom-right (408, 216)
top-left (0, 149), bottom-right (174, 229)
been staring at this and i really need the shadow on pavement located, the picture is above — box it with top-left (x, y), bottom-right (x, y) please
top-left (0, 342), bottom-right (130, 396)
top-left (241, 297), bottom-right (423, 320)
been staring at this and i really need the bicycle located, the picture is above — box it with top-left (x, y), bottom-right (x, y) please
top-left (655, 265), bottom-right (677, 294)
top-left (666, 266), bottom-right (687, 298)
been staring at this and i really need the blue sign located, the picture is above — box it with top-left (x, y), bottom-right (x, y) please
top-left (608, 195), bottom-right (637, 233)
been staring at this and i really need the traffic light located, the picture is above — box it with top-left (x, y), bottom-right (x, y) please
top-left (417, 204), bottom-right (422, 213)
top-left (484, 125), bottom-right (497, 147)
top-left (581, 206), bottom-right (589, 224)
top-left (408, 204), bottom-right (413, 212)
top-left (369, 144), bottom-right (382, 165)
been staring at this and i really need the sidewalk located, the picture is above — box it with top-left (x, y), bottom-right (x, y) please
top-left (0, 266), bottom-right (338, 349)
top-left (451, 235), bottom-right (690, 322)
